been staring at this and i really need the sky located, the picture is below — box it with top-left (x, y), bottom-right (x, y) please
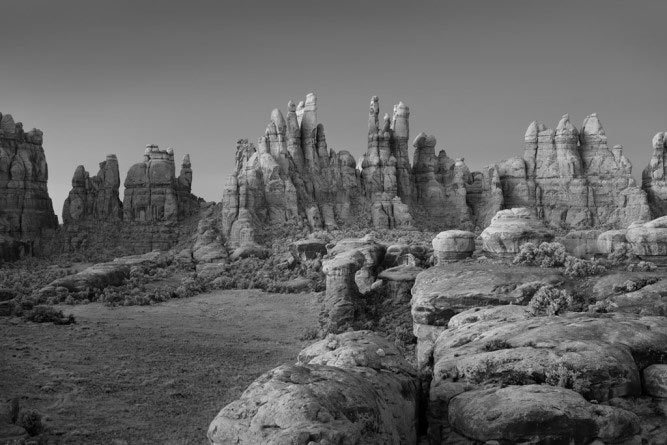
top-left (2, 0), bottom-right (666, 219)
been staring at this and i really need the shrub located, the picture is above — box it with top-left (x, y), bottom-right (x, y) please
top-left (513, 242), bottom-right (568, 268)
top-left (527, 285), bottom-right (573, 316)
top-left (22, 306), bottom-right (75, 324)
top-left (513, 281), bottom-right (546, 305)
top-left (19, 409), bottom-right (44, 436)
top-left (564, 257), bottom-right (606, 278)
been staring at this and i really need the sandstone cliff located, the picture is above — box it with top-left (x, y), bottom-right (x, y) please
top-left (0, 112), bottom-right (58, 260)
top-left (643, 131), bottom-right (667, 218)
top-left (496, 113), bottom-right (650, 229)
top-left (62, 146), bottom-right (202, 253)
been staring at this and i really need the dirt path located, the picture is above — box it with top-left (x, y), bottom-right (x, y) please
top-left (0, 290), bottom-right (321, 444)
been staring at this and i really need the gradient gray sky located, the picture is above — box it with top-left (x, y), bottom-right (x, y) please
top-left (2, 0), bottom-right (666, 218)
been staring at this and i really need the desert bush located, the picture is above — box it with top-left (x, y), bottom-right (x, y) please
top-left (22, 306), bottom-right (75, 324)
top-left (545, 362), bottom-right (592, 396)
top-left (19, 409), bottom-right (44, 436)
top-left (513, 242), bottom-right (568, 268)
top-left (513, 281), bottom-right (546, 305)
top-left (527, 285), bottom-right (573, 316)
top-left (564, 256), bottom-right (607, 278)
top-left (626, 261), bottom-right (658, 272)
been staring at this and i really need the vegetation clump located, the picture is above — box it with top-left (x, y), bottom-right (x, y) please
top-left (527, 285), bottom-right (574, 316)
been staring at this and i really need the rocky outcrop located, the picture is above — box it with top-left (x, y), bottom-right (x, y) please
top-left (62, 155), bottom-right (122, 224)
top-left (223, 96), bottom-right (658, 237)
top-left (123, 145), bottom-right (199, 223)
top-left (642, 131), bottom-right (667, 218)
top-left (0, 113), bottom-right (58, 260)
top-left (480, 207), bottom-right (554, 255)
top-left (61, 146), bottom-right (202, 254)
top-left (428, 306), bottom-right (667, 443)
top-left (496, 114), bottom-right (650, 229)
top-left (208, 331), bottom-right (420, 445)
top-left (626, 216), bottom-right (667, 256)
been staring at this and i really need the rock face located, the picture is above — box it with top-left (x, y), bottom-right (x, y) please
top-left (432, 230), bottom-right (475, 261)
top-left (643, 131), bottom-right (667, 218)
top-left (428, 306), bottom-right (667, 443)
top-left (62, 146), bottom-right (202, 254)
top-left (62, 155), bottom-right (122, 224)
top-left (223, 96), bottom-right (657, 236)
top-left (0, 113), bottom-right (58, 260)
top-left (123, 145), bottom-right (198, 223)
top-left (497, 114), bottom-right (650, 229)
top-left (208, 331), bottom-right (419, 445)
top-left (480, 207), bottom-right (554, 255)
top-left (626, 216), bottom-right (667, 256)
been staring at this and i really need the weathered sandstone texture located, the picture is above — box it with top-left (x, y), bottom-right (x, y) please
top-left (0, 113), bottom-right (58, 260)
top-left (626, 216), bottom-right (667, 256)
top-left (62, 146), bottom-right (202, 253)
top-left (208, 331), bottom-right (419, 444)
top-left (223, 95), bottom-right (658, 237)
top-left (480, 207), bottom-right (554, 255)
top-left (643, 131), bottom-right (667, 217)
top-left (428, 306), bottom-right (667, 444)
top-left (431, 230), bottom-right (475, 261)
top-left (498, 114), bottom-right (650, 229)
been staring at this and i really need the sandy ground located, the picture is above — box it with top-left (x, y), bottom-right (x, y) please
top-left (0, 290), bottom-right (322, 444)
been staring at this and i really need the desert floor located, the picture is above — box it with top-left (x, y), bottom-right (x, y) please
top-left (1, 290), bottom-right (321, 444)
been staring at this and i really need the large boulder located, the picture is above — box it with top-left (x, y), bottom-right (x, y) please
top-left (208, 331), bottom-right (419, 445)
top-left (643, 364), bottom-right (667, 398)
top-left (427, 307), bottom-right (667, 443)
top-left (626, 216), bottom-right (667, 256)
top-left (448, 385), bottom-right (640, 444)
top-left (558, 229), bottom-right (600, 257)
top-left (480, 208), bottom-right (554, 255)
top-left (432, 230), bottom-right (475, 262)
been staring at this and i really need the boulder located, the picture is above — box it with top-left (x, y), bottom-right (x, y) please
top-left (432, 230), bottom-right (475, 261)
top-left (448, 385), bottom-right (639, 444)
top-left (208, 331), bottom-right (419, 445)
top-left (642, 131), bottom-right (667, 218)
top-left (597, 229), bottom-right (628, 254)
top-left (643, 364), bottom-right (667, 398)
top-left (480, 208), bottom-right (554, 255)
top-left (626, 216), bottom-right (667, 256)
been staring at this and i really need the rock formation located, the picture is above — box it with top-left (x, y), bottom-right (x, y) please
top-left (626, 216), bottom-right (667, 257)
top-left (62, 146), bottom-right (201, 253)
top-left (223, 95), bottom-right (658, 238)
top-left (0, 112), bottom-right (58, 260)
top-left (62, 155), bottom-right (122, 224)
top-left (480, 207), bottom-right (555, 255)
top-left (643, 131), bottom-right (667, 218)
top-left (208, 331), bottom-right (420, 444)
top-left (123, 145), bottom-right (198, 222)
top-left (497, 114), bottom-right (650, 228)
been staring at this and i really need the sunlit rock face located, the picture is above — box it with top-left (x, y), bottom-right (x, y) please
top-left (0, 112), bottom-right (58, 260)
top-left (496, 113), bottom-right (650, 229)
top-left (643, 131), bottom-right (667, 218)
top-left (222, 95), bottom-right (661, 238)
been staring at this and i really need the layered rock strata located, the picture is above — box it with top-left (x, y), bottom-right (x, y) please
top-left (62, 146), bottom-right (201, 253)
top-left (643, 131), bottom-right (667, 217)
top-left (0, 113), bottom-right (58, 260)
top-left (498, 114), bottom-right (650, 228)
top-left (223, 95), bottom-right (657, 237)
top-left (480, 208), bottom-right (554, 255)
